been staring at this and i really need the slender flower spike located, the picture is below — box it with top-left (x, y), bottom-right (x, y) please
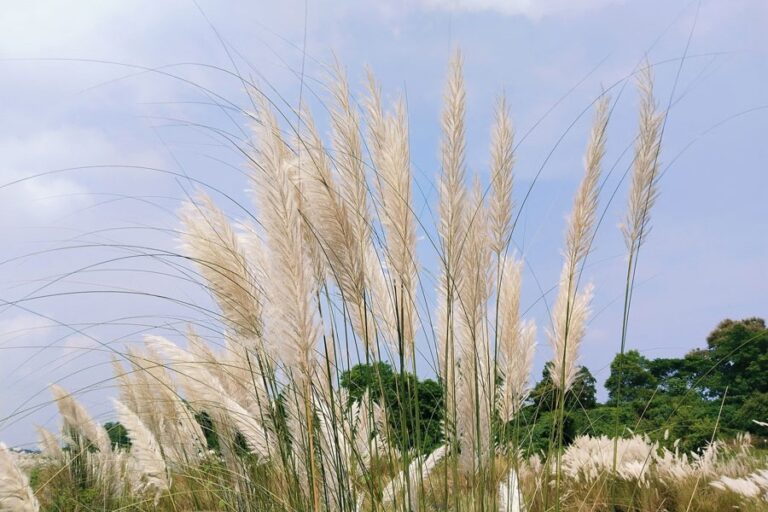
top-left (436, 49), bottom-right (468, 433)
top-left (438, 50), bottom-right (468, 282)
top-left (622, 64), bottom-right (663, 251)
top-left (0, 443), bottom-right (39, 512)
top-left (366, 83), bottom-right (418, 358)
top-left (548, 95), bottom-right (610, 392)
top-left (179, 192), bottom-right (263, 340)
top-left (490, 94), bottom-right (516, 256)
top-left (49, 384), bottom-right (112, 453)
top-left (112, 399), bottom-right (169, 503)
top-left (250, 98), bottom-right (320, 384)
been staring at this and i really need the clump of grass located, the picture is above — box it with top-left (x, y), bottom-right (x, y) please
top-left (1, 51), bottom-right (766, 512)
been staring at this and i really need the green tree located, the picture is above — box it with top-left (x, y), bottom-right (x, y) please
top-left (735, 392), bottom-right (768, 433)
top-left (605, 350), bottom-right (658, 404)
top-left (648, 356), bottom-right (701, 396)
top-left (339, 363), bottom-right (444, 453)
top-left (103, 421), bottom-right (130, 449)
top-left (694, 318), bottom-right (768, 400)
top-left (195, 410), bottom-right (220, 452)
top-left (530, 363), bottom-right (597, 412)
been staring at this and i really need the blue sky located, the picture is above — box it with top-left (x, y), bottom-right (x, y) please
top-left (0, 0), bottom-right (766, 447)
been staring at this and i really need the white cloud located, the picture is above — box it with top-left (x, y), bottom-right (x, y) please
top-left (417, 0), bottom-right (624, 18)
top-left (0, 1), bottom-right (184, 58)
top-left (0, 129), bottom-right (110, 220)
top-left (0, 314), bottom-right (53, 343)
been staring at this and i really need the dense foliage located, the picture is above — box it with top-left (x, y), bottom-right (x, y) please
top-left (339, 362), bottom-right (444, 453)
top-left (329, 317), bottom-right (768, 454)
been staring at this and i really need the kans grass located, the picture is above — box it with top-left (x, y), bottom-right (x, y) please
top-left (1, 52), bottom-right (767, 511)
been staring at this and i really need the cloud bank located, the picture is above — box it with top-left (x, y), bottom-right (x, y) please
top-left (418, 0), bottom-right (623, 18)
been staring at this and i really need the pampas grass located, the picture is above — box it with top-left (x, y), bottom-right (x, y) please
top-left (4, 51), bottom-right (764, 512)
top-left (437, 50), bottom-right (468, 453)
top-left (547, 96), bottom-right (610, 394)
top-left (489, 94), bottom-right (515, 257)
top-left (49, 385), bottom-right (112, 454)
top-left (0, 443), bottom-right (39, 512)
top-left (366, 78), bottom-right (417, 357)
top-left (111, 399), bottom-right (169, 503)
top-left (35, 428), bottom-right (61, 461)
top-left (622, 64), bottom-right (664, 252)
top-left (179, 191), bottom-right (264, 340)
top-left (251, 98), bottom-right (320, 385)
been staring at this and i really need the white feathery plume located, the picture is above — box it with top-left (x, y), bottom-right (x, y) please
top-left (455, 178), bottom-right (494, 474)
top-left (711, 468), bottom-right (768, 501)
top-left (497, 256), bottom-right (522, 351)
top-left (147, 336), bottom-right (272, 460)
top-left (435, 276), bottom-right (454, 407)
top-left (122, 348), bottom-right (160, 431)
top-left (0, 443), bottom-right (39, 512)
top-left (489, 94), bottom-right (516, 256)
top-left (548, 281), bottom-right (594, 392)
top-left (49, 384), bottom-right (111, 453)
top-left (313, 391), bottom-right (357, 509)
top-left (140, 344), bottom-right (185, 417)
top-left (112, 399), bottom-right (169, 503)
top-left (438, 50), bottom-right (468, 278)
top-left (348, 391), bottom-right (386, 470)
top-left (330, 63), bottom-right (370, 256)
top-left (499, 316), bottom-right (537, 422)
top-left (89, 447), bottom-right (137, 500)
top-left (184, 327), bottom-right (230, 386)
top-left (498, 468), bottom-right (525, 512)
top-left (36, 427), bottom-right (62, 460)
top-left (216, 335), bottom-right (273, 427)
top-left (135, 343), bottom-right (206, 465)
top-left (561, 434), bottom-right (655, 484)
top-left (622, 64), bottom-right (663, 251)
top-left (366, 79), bottom-right (418, 356)
top-left (185, 327), bottom-right (271, 424)
top-left (497, 256), bottom-right (526, 420)
top-left (251, 99), bottom-right (319, 384)
top-left (290, 107), bottom-right (337, 282)
top-left (296, 106), bottom-right (395, 358)
top-left (179, 191), bottom-right (263, 340)
top-left (363, 244), bottom-right (399, 352)
top-left (111, 357), bottom-right (140, 416)
top-left (301, 73), bottom-right (396, 356)
top-left (237, 221), bottom-right (270, 287)
top-left (329, 66), bottom-right (393, 357)
top-left (284, 124), bottom-right (328, 289)
top-left (365, 69), bottom-right (388, 174)
top-left (710, 477), bottom-right (761, 499)
top-left (437, 50), bottom-right (468, 433)
top-left (548, 96), bottom-right (609, 392)
top-left (382, 444), bottom-right (448, 509)
top-left (296, 108), bottom-right (374, 351)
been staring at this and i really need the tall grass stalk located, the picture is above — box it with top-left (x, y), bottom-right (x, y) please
top-left (4, 51), bottom-right (762, 512)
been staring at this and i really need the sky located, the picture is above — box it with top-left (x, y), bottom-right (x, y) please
top-left (0, 0), bottom-right (766, 448)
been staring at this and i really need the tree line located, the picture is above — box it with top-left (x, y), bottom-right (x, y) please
top-left (104, 317), bottom-right (767, 455)
top-left (339, 317), bottom-right (768, 454)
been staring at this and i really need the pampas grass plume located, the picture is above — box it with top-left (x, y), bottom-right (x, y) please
top-left (0, 443), bottom-right (39, 512)
top-left (112, 399), bottom-right (169, 502)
